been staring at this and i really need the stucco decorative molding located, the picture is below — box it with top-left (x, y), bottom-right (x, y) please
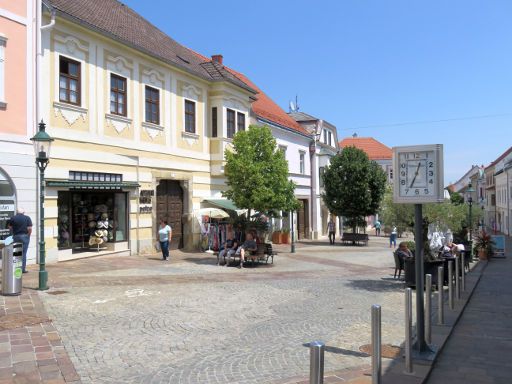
top-left (53, 102), bottom-right (88, 126)
top-left (181, 131), bottom-right (199, 146)
top-left (182, 84), bottom-right (201, 100)
top-left (106, 55), bottom-right (133, 76)
top-left (143, 69), bottom-right (165, 87)
top-left (141, 122), bottom-right (164, 140)
top-left (105, 114), bottom-right (132, 134)
top-left (54, 34), bottom-right (88, 55)
top-left (225, 97), bottom-right (247, 111)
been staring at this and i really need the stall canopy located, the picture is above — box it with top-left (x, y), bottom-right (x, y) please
top-left (203, 199), bottom-right (239, 211)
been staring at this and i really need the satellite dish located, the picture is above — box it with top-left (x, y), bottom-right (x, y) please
top-left (289, 101), bottom-right (296, 112)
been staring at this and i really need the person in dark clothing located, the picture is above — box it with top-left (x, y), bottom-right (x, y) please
top-left (7, 208), bottom-right (32, 273)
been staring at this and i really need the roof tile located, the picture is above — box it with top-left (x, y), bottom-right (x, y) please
top-left (339, 137), bottom-right (392, 160)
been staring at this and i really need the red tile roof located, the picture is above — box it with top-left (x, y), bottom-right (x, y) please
top-left (339, 137), bottom-right (392, 160)
top-left (188, 50), bottom-right (306, 134)
top-left (485, 146), bottom-right (512, 170)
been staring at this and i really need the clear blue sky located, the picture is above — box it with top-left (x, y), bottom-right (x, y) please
top-left (123, 0), bottom-right (512, 184)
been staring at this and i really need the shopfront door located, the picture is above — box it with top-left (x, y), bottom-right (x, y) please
top-left (297, 199), bottom-right (309, 240)
top-left (156, 180), bottom-right (183, 249)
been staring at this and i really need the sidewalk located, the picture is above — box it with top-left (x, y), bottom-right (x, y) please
top-left (426, 238), bottom-right (512, 384)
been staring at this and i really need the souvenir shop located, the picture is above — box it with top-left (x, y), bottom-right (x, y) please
top-left (200, 216), bottom-right (247, 252)
top-left (53, 172), bottom-right (133, 254)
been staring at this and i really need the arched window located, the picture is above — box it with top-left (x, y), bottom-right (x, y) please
top-left (0, 168), bottom-right (16, 239)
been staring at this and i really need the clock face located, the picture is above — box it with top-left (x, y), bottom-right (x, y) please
top-left (398, 151), bottom-right (436, 197)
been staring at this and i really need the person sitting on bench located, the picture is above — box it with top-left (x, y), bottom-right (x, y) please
top-left (231, 232), bottom-right (257, 269)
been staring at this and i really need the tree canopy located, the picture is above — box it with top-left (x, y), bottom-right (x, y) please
top-left (322, 146), bottom-right (387, 232)
top-left (222, 125), bottom-right (299, 215)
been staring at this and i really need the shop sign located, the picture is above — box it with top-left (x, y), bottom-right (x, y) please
top-left (0, 203), bottom-right (15, 240)
top-left (139, 190), bottom-right (153, 213)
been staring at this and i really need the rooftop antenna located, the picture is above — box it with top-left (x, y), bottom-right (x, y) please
top-left (289, 95), bottom-right (300, 113)
top-left (289, 101), bottom-right (296, 113)
top-left (295, 94), bottom-right (299, 112)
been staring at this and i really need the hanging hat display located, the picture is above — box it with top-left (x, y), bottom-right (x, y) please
top-left (88, 221), bottom-right (97, 228)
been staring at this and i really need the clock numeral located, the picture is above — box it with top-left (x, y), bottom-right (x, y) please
top-left (400, 180), bottom-right (405, 185)
top-left (428, 171), bottom-right (433, 176)
top-left (401, 171), bottom-right (405, 177)
top-left (405, 188), bottom-right (409, 194)
top-left (424, 189), bottom-right (429, 194)
top-left (415, 189), bottom-right (419, 195)
top-left (429, 179), bottom-right (433, 184)
top-left (428, 161), bottom-right (434, 168)
top-left (401, 163), bottom-right (406, 169)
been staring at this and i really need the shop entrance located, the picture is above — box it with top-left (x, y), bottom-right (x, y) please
top-left (156, 180), bottom-right (183, 249)
top-left (297, 199), bottom-right (309, 240)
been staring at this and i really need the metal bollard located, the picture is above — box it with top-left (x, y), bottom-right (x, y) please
top-left (461, 253), bottom-right (465, 292)
top-left (425, 274), bottom-right (432, 345)
top-left (404, 288), bottom-right (413, 374)
top-left (448, 261), bottom-right (454, 310)
top-left (437, 266), bottom-right (444, 325)
top-left (309, 340), bottom-right (325, 384)
top-left (455, 255), bottom-right (460, 300)
top-left (371, 304), bottom-right (382, 384)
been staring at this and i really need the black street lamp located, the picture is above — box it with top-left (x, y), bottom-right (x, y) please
top-left (30, 120), bottom-right (54, 291)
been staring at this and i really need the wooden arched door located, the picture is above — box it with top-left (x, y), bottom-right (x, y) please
top-left (156, 180), bottom-right (183, 249)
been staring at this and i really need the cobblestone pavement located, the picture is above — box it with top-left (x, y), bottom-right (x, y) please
top-left (0, 291), bottom-right (80, 383)
top-left (24, 236), bottom-right (408, 384)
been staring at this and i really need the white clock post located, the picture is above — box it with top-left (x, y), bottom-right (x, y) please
top-left (393, 144), bottom-right (444, 357)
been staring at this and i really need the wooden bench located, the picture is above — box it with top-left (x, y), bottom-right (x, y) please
top-left (341, 232), bottom-right (369, 246)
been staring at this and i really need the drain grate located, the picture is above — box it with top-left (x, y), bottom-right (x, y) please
top-left (359, 344), bottom-right (401, 359)
top-left (46, 290), bottom-right (68, 295)
top-left (0, 314), bottom-right (50, 331)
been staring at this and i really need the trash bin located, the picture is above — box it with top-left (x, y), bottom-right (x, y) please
top-left (1, 241), bottom-right (23, 296)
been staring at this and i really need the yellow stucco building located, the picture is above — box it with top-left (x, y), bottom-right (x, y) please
top-left (41, 0), bottom-right (256, 261)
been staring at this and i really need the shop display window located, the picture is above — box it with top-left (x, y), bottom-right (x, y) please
top-left (57, 191), bottom-right (128, 251)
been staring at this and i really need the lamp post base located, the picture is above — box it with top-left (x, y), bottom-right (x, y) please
top-left (38, 271), bottom-right (48, 291)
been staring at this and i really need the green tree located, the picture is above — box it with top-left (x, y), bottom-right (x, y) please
top-left (322, 146), bottom-right (387, 233)
top-left (222, 125), bottom-right (299, 216)
top-left (449, 191), bottom-right (464, 205)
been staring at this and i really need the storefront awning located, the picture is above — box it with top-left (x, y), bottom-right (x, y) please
top-left (203, 198), bottom-right (240, 211)
top-left (46, 180), bottom-right (140, 189)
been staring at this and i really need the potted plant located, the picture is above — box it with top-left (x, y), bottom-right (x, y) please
top-left (474, 231), bottom-right (494, 261)
top-left (281, 229), bottom-right (290, 244)
top-left (272, 230), bottom-right (282, 244)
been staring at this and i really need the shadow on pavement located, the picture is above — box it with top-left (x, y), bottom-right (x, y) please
top-left (302, 343), bottom-right (369, 357)
top-left (346, 278), bottom-right (404, 292)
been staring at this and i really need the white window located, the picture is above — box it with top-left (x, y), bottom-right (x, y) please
top-left (299, 151), bottom-right (305, 174)
top-left (323, 129), bottom-right (328, 144)
top-left (328, 131), bottom-right (332, 146)
top-left (278, 145), bottom-right (287, 158)
top-left (0, 34), bottom-right (7, 108)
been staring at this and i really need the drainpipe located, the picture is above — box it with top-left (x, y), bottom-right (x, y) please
top-left (36, 1), bottom-right (55, 124)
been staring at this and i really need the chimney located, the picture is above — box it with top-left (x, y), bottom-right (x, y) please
top-left (211, 54), bottom-right (223, 65)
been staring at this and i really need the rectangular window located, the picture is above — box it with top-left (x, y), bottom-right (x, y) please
top-left (319, 167), bottom-right (325, 187)
top-left (299, 152), bottom-right (305, 174)
top-left (212, 107), bottom-right (218, 137)
top-left (145, 86), bottom-right (159, 124)
top-left (227, 108), bottom-right (236, 138)
top-left (278, 145), bottom-right (287, 157)
top-left (328, 131), bottom-right (332, 146)
top-left (237, 112), bottom-right (245, 132)
top-left (185, 100), bottom-right (196, 133)
top-left (323, 129), bottom-right (328, 144)
top-left (110, 74), bottom-right (127, 116)
top-left (59, 56), bottom-right (81, 105)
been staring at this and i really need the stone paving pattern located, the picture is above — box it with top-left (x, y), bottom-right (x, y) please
top-left (22, 237), bottom-right (407, 384)
top-left (0, 292), bottom-right (80, 383)
top-left (426, 235), bottom-right (512, 384)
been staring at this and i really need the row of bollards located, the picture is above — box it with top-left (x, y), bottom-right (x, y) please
top-left (308, 254), bottom-right (469, 383)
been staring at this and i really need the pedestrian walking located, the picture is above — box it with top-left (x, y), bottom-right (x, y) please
top-left (390, 225), bottom-right (397, 248)
top-left (158, 220), bottom-right (172, 261)
top-left (327, 217), bottom-right (336, 245)
top-left (7, 208), bottom-right (32, 273)
top-left (374, 220), bottom-right (381, 236)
